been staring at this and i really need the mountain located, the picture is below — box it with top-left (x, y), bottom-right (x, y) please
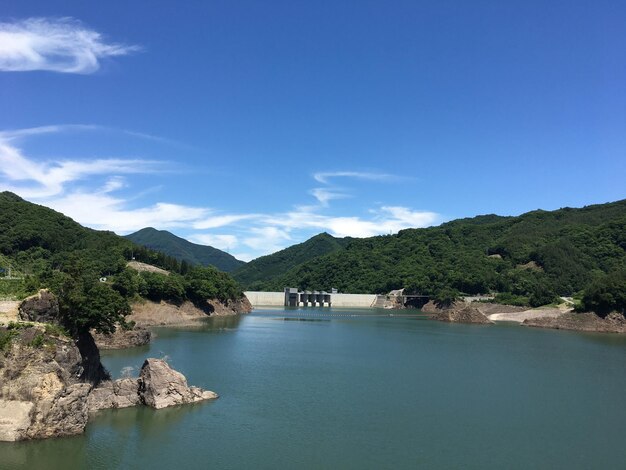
top-left (125, 227), bottom-right (245, 272)
top-left (0, 192), bottom-right (243, 306)
top-left (232, 232), bottom-right (352, 288)
top-left (252, 200), bottom-right (626, 303)
top-left (0, 191), bottom-right (137, 273)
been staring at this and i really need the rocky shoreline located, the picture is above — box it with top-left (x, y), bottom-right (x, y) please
top-left (127, 297), bottom-right (252, 328)
top-left (93, 327), bottom-right (152, 350)
top-left (420, 299), bottom-right (626, 333)
top-left (421, 300), bottom-right (493, 324)
top-left (0, 290), bottom-right (253, 442)
top-left (0, 325), bottom-right (218, 442)
top-left (523, 312), bottom-right (626, 334)
top-left (92, 297), bottom-right (252, 349)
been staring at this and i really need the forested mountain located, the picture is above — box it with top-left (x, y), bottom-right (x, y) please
top-left (125, 227), bottom-right (245, 272)
top-left (250, 200), bottom-right (626, 307)
top-left (232, 232), bottom-right (351, 288)
top-left (0, 192), bottom-right (244, 333)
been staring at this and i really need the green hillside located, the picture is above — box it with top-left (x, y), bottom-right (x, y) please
top-left (232, 232), bottom-right (351, 288)
top-left (254, 200), bottom-right (626, 308)
top-left (0, 192), bottom-right (244, 331)
top-left (125, 227), bottom-right (245, 272)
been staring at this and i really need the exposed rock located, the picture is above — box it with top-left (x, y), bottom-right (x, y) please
top-left (227, 296), bottom-right (253, 314)
top-left (127, 260), bottom-right (170, 275)
top-left (25, 383), bottom-right (91, 439)
top-left (0, 400), bottom-right (33, 441)
top-left (487, 306), bottom-right (568, 323)
top-left (1, 326), bottom-right (218, 441)
top-left (18, 289), bottom-right (60, 324)
top-left (0, 325), bottom-right (91, 441)
top-left (129, 298), bottom-right (251, 327)
top-left (93, 327), bottom-right (151, 350)
top-left (516, 261), bottom-right (544, 272)
top-left (204, 296), bottom-right (253, 316)
top-left (129, 300), bottom-right (210, 327)
top-left (424, 301), bottom-right (493, 324)
top-left (524, 311), bottom-right (626, 334)
top-left (138, 358), bottom-right (218, 409)
top-left (0, 301), bottom-right (20, 325)
top-left (88, 378), bottom-right (141, 411)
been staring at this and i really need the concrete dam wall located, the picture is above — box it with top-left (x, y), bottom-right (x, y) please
top-left (244, 291), bottom-right (377, 308)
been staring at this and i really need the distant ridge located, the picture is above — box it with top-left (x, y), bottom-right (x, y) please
top-left (232, 232), bottom-right (351, 288)
top-left (253, 199), bottom-right (626, 296)
top-left (125, 227), bottom-right (245, 272)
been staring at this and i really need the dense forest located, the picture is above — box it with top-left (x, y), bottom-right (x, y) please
top-left (232, 232), bottom-right (351, 288)
top-left (242, 200), bottom-right (626, 312)
top-left (0, 192), bottom-right (244, 334)
top-left (126, 227), bottom-right (245, 272)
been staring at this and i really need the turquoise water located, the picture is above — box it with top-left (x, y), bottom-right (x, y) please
top-left (2, 308), bottom-right (626, 469)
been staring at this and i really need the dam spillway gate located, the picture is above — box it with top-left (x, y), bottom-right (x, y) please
top-left (284, 288), bottom-right (334, 307)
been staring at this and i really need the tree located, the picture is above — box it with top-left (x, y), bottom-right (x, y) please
top-left (528, 284), bottom-right (558, 308)
top-left (433, 288), bottom-right (459, 309)
top-left (580, 269), bottom-right (626, 317)
top-left (57, 276), bottom-right (131, 335)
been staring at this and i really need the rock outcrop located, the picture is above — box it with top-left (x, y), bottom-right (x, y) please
top-left (93, 327), bottom-right (151, 350)
top-left (0, 325), bottom-right (91, 441)
top-left (1, 325), bottom-right (218, 441)
top-left (88, 358), bottom-right (217, 412)
top-left (87, 378), bottom-right (141, 411)
top-left (129, 297), bottom-right (251, 327)
top-left (523, 311), bottom-right (626, 334)
top-left (423, 301), bottom-right (493, 324)
top-left (204, 297), bottom-right (253, 316)
top-left (138, 358), bottom-right (218, 409)
top-left (18, 290), bottom-right (60, 324)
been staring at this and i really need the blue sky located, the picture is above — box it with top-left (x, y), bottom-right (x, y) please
top-left (1, 1), bottom-right (625, 261)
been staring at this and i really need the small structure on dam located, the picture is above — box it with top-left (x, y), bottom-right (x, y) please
top-left (284, 288), bottom-right (336, 307)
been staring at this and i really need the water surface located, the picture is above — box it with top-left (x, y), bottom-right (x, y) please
top-left (2, 308), bottom-right (625, 469)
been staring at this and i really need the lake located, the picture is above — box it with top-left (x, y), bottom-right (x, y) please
top-left (2, 308), bottom-right (626, 469)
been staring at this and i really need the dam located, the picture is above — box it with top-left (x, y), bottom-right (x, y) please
top-left (244, 289), bottom-right (378, 308)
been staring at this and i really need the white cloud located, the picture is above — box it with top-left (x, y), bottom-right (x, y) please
top-left (188, 234), bottom-right (238, 251)
top-left (0, 127), bottom-right (164, 198)
top-left (258, 205), bottom-right (440, 239)
top-left (313, 171), bottom-right (402, 184)
top-left (310, 187), bottom-right (349, 206)
top-left (45, 192), bottom-right (208, 233)
top-left (193, 214), bottom-right (260, 230)
top-left (243, 227), bottom-right (292, 254)
top-left (0, 125), bottom-right (101, 141)
top-left (101, 176), bottom-right (126, 193)
top-left (0, 17), bottom-right (139, 73)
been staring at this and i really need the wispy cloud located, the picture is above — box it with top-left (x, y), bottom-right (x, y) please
top-left (193, 214), bottom-right (261, 230)
top-left (189, 234), bottom-right (238, 251)
top-left (0, 17), bottom-right (139, 74)
top-left (309, 187), bottom-right (349, 206)
top-left (0, 124), bottom-right (187, 149)
top-left (0, 125), bottom-right (101, 141)
top-left (46, 192), bottom-right (208, 232)
top-left (0, 141), bottom-right (160, 198)
top-left (243, 227), bottom-right (292, 254)
top-left (313, 171), bottom-right (403, 185)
